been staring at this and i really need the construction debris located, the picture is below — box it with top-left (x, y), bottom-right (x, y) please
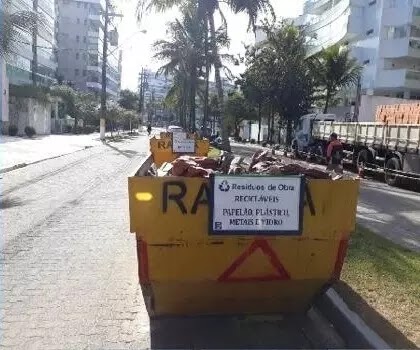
top-left (150, 150), bottom-right (351, 180)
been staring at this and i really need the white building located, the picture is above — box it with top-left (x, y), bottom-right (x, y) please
top-left (140, 71), bottom-right (173, 104)
top-left (56, 0), bottom-right (121, 97)
top-left (259, 0), bottom-right (420, 121)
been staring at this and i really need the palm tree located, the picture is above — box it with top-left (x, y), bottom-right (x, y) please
top-left (137, 0), bottom-right (273, 150)
top-left (312, 45), bottom-right (362, 113)
top-left (154, 7), bottom-right (205, 131)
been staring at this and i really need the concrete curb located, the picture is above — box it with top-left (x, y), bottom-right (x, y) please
top-left (0, 163), bottom-right (28, 174)
top-left (0, 146), bottom-right (93, 175)
top-left (316, 288), bottom-right (391, 349)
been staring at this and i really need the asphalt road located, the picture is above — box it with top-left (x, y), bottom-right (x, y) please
top-left (0, 134), bottom-right (343, 349)
top-left (232, 144), bottom-right (420, 252)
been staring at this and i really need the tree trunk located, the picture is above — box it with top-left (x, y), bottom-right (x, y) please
top-left (203, 15), bottom-right (210, 135)
top-left (208, 13), bottom-right (230, 151)
top-left (270, 109), bottom-right (275, 143)
top-left (324, 88), bottom-right (331, 114)
top-left (286, 119), bottom-right (293, 146)
top-left (189, 67), bottom-right (197, 132)
top-left (257, 103), bottom-right (262, 143)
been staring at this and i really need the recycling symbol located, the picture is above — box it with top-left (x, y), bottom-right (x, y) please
top-left (219, 180), bottom-right (230, 192)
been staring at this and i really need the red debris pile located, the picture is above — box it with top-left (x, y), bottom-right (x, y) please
top-left (152, 150), bottom-right (334, 179)
top-left (170, 156), bottom-right (219, 178)
top-left (248, 150), bottom-right (331, 179)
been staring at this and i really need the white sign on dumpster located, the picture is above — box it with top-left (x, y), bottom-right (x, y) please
top-left (172, 132), bottom-right (195, 153)
top-left (210, 175), bottom-right (304, 235)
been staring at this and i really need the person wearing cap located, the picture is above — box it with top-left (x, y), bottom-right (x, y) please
top-left (326, 133), bottom-right (344, 174)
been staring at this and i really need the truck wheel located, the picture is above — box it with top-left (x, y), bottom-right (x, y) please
top-left (357, 149), bottom-right (369, 168)
top-left (385, 157), bottom-right (401, 187)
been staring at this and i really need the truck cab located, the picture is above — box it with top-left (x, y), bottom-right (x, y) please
top-left (292, 114), bottom-right (337, 154)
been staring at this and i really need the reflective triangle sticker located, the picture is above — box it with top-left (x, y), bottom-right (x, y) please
top-left (218, 239), bottom-right (291, 282)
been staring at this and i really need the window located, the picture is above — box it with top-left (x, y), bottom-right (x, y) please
top-left (369, 0), bottom-right (376, 5)
top-left (83, 70), bottom-right (87, 77)
top-left (83, 53), bottom-right (87, 60)
top-left (77, 18), bottom-right (80, 24)
top-left (83, 36), bottom-right (87, 43)
top-left (366, 29), bottom-right (374, 36)
top-left (396, 92), bottom-right (404, 99)
top-left (84, 2), bottom-right (88, 8)
top-left (386, 26), bottom-right (407, 39)
top-left (414, 7), bottom-right (420, 16)
top-left (75, 69), bottom-right (80, 76)
top-left (363, 59), bottom-right (370, 65)
top-left (76, 52), bottom-right (79, 59)
top-left (76, 35), bottom-right (80, 42)
top-left (84, 19), bottom-right (87, 25)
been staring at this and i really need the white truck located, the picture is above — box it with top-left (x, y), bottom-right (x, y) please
top-left (292, 114), bottom-right (420, 187)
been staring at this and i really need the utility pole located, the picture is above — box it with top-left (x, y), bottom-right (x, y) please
top-left (100, 0), bottom-right (109, 140)
top-left (138, 67), bottom-right (144, 115)
top-left (100, 1), bottom-right (123, 140)
top-left (32, 0), bottom-right (38, 86)
top-left (138, 68), bottom-right (148, 123)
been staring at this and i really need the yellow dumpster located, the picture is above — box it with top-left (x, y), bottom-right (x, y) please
top-left (129, 155), bottom-right (360, 317)
top-left (150, 135), bottom-right (210, 166)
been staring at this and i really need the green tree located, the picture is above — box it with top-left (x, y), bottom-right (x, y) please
top-left (241, 21), bottom-right (315, 145)
top-left (225, 91), bottom-right (256, 139)
top-left (118, 89), bottom-right (139, 111)
top-left (137, 0), bottom-right (274, 150)
top-left (51, 85), bottom-right (100, 131)
top-left (311, 45), bottom-right (362, 113)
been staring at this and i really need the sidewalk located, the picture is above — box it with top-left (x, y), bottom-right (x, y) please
top-left (0, 134), bottom-right (103, 172)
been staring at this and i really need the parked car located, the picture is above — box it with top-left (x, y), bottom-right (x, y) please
top-left (167, 125), bottom-right (183, 133)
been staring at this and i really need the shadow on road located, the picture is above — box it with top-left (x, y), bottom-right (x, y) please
top-left (104, 143), bottom-right (139, 158)
top-left (0, 196), bottom-right (26, 209)
top-left (335, 282), bottom-right (417, 349)
top-left (150, 314), bottom-right (312, 349)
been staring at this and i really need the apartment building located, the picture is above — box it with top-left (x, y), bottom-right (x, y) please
top-left (301, 0), bottom-right (420, 98)
top-left (6, 0), bottom-right (57, 86)
top-left (56, 0), bottom-right (121, 97)
top-left (139, 70), bottom-right (174, 105)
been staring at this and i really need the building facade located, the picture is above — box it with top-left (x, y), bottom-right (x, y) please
top-left (297, 0), bottom-right (420, 115)
top-left (140, 70), bottom-right (173, 104)
top-left (56, 0), bottom-right (121, 97)
top-left (6, 0), bottom-right (57, 86)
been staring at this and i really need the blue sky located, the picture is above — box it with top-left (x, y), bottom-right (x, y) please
top-left (117, 0), bottom-right (305, 90)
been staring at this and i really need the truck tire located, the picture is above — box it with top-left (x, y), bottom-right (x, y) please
top-left (356, 149), bottom-right (369, 167)
top-left (385, 157), bottom-right (401, 187)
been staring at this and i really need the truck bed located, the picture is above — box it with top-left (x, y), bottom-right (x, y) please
top-left (313, 121), bottom-right (420, 153)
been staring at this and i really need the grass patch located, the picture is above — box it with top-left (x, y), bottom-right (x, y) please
top-left (340, 226), bottom-right (420, 347)
top-left (208, 147), bottom-right (222, 159)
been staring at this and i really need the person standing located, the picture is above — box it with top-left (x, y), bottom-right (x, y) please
top-left (326, 133), bottom-right (344, 174)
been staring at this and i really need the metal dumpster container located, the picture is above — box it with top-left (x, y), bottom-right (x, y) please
top-left (129, 155), bottom-right (360, 317)
top-left (150, 136), bottom-right (210, 166)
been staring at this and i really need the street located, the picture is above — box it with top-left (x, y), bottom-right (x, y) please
top-left (0, 134), bottom-right (344, 349)
top-left (231, 144), bottom-right (420, 252)
top-left (1, 135), bottom-right (150, 348)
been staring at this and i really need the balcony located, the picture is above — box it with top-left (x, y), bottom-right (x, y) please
top-left (382, 6), bottom-right (412, 27)
top-left (304, 0), bottom-right (363, 55)
top-left (380, 38), bottom-right (420, 59)
top-left (304, 0), bottom-right (332, 15)
top-left (376, 69), bottom-right (420, 90)
top-left (86, 81), bottom-right (119, 96)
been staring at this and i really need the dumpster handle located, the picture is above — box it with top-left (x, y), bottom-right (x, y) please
top-left (305, 182), bottom-right (316, 216)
